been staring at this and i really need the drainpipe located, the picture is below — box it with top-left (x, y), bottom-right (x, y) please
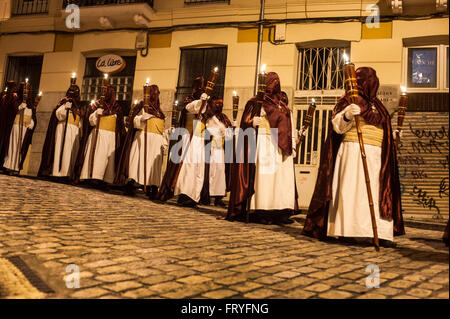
top-left (254, 0), bottom-right (265, 96)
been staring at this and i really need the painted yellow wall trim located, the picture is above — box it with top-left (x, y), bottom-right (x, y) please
top-left (361, 22), bottom-right (392, 39)
top-left (237, 27), bottom-right (270, 43)
top-left (148, 32), bottom-right (172, 48)
top-left (54, 34), bottom-right (74, 52)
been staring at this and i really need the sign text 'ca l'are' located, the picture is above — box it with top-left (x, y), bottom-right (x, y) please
top-left (95, 54), bottom-right (126, 74)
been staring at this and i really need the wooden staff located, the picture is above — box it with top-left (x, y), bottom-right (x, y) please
top-left (143, 79), bottom-right (151, 193)
top-left (171, 67), bottom-right (219, 190)
top-left (60, 74), bottom-right (77, 172)
top-left (16, 79), bottom-right (30, 172)
top-left (246, 65), bottom-right (267, 223)
top-left (395, 87), bottom-right (408, 152)
top-left (343, 58), bottom-right (380, 252)
top-left (232, 91), bottom-right (239, 168)
top-left (89, 74), bottom-right (108, 179)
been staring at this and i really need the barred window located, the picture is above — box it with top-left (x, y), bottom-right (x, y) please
top-left (184, 0), bottom-right (229, 4)
top-left (81, 56), bottom-right (136, 114)
top-left (297, 47), bottom-right (348, 91)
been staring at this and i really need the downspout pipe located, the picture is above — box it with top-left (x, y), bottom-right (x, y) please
top-left (254, 0), bottom-right (265, 96)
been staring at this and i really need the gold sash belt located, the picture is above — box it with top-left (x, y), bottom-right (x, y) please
top-left (14, 114), bottom-right (32, 127)
top-left (343, 118), bottom-right (383, 147)
top-left (145, 118), bottom-right (165, 135)
top-left (98, 115), bottom-right (116, 132)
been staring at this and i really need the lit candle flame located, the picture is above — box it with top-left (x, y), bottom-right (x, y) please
top-left (260, 64), bottom-right (266, 74)
top-left (311, 98), bottom-right (316, 104)
top-left (343, 53), bottom-right (349, 64)
top-left (214, 66), bottom-right (219, 73)
top-left (134, 99), bottom-right (138, 105)
top-left (25, 78), bottom-right (29, 83)
top-left (175, 100), bottom-right (178, 105)
top-left (91, 100), bottom-right (95, 105)
top-left (233, 90), bottom-right (237, 97)
top-left (146, 78), bottom-right (150, 85)
top-left (4, 87), bottom-right (7, 92)
top-left (401, 86), bottom-right (407, 94)
top-left (71, 72), bottom-right (76, 78)
top-left (104, 74), bottom-right (108, 79)
top-left (38, 91), bottom-right (42, 96)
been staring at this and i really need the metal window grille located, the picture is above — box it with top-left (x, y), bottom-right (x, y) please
top-left (4, 55), bottom-right (43, 99)
top-left (12, 0), bottom-right (48, 15)
top-left (184, 0), bottom-right (229, 4)
top-left (175, 47), bottom-right (228, 104)
top-left (294, 96), bottom-right (340, 165)
top-left (297, 47), bottom-right (348, 91)
top-left (62, 0), bottom-right (153, 8)
top-left (81, 56), bottom-right (136, 115)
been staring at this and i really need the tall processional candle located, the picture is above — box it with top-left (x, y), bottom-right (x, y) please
top-left (342, 52), bottom-right (380, 252)
top-left (142, 77), bottom-right (151, 192)
top-left (232, 91), bottom-right (239, 125)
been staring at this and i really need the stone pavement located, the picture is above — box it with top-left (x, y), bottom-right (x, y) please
top-left (0, 174), bottom-right (448, 299)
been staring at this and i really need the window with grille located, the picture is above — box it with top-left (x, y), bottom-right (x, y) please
top-left (297, 47), bottom-right (348, 91)
top-left (3, 56), bottom-right (43, 99)
top-left (184, 0), bottom-right (229, 4)
top-left (81, 56), bottom-right (136, 115)
top-left (175, 47), bottom-right (227, 104)
top-left (12, 0), bottom-right (48, 16)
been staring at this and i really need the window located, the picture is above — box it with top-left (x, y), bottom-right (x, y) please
top-left (404, 45), bottom-right (449, 92)
top-left (12, 0), bottom-right (48, 16)
top-left (184, 0), bottom-right (229, 4)
top-left (297, 47), bottom-right (348, 91)
top-left (175, 47), bottom-right (227, 103)
top-left (62, 0), bottom-right (153, 8)
top-left (81, 56), bottom-right (136, 115)
top-left (3, 56), bottom-right (43, 99)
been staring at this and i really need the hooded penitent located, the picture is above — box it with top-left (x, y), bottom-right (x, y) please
top-left (0, 81), bottom-right (20, 167)
top-left (200, 97), bottom-right (232, 203)
top-left (302, 67), bottom-right (405, 239)
top-left (71, 85), bottom-right (125, 184)
top-left (38, 84), bottom-right (83, 177)
top-left (114, 84), bottom-right (165, 186)
top-left (16, 82), bottom-right (38, 170)
top-left (226, 72), bottom-right (298, 220)
top-left (156, 77), bottom-right (205, 202)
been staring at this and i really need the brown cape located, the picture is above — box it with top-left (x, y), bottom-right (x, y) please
top-left (302, 67), bottom-right (405, 239)
top-left (0, 85), bottom-right (20, 167)
top-left (70, 86), bottom-right (125, 184)
top-left (38, 96), bottom-right (84, 177)
top-left (226, 89), bottom-right (299, 221)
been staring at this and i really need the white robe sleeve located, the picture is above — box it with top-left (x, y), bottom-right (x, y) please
top-left (162, 128), bottom-right (171, 151)
top-left (332, 109), bottom-right (353, 134)
top-left (27, 119), bottom-right (35, 130)
top-left (55, 103), bottom-right (68, 121)
top-left (185, 99), bottom-right (204, 114)
top-left (291, 112), bottom-right (297, 152)
top-left (89, 110), bottom-right (99, 127)
top-left (133, 112), bottom-right (155, 129)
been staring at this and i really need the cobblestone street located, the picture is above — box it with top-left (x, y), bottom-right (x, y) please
top-left (0, 174), bottom-right (448, 299)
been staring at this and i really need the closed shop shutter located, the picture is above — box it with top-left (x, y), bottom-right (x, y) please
top-left (394, 112), bottom-right (449, 221)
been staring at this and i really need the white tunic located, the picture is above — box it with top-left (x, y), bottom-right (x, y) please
top-left (174, 99), bottom-right (207, 203)
top-left (250, 108), bottom-right (297, 211)
top-left (80, 112), bottom-right (117, 184)
top-left (327, 110), bottom-right (394, 241)
top-left (128, 109), bottom-right (169, 187)
top-left (52, 103), bottom-right (82, 177)
top-left (3, 107), bottom-right (34, 172)
top-left (206, 116), bottom-right (232, 197)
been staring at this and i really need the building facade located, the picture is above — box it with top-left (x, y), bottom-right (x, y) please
top-left (0, 0), bottom-right (448, 221)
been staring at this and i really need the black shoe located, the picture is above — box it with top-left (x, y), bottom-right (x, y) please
top-left (214, 198), bottom-right (226, 207)
top-left (277, 216), bottom-right (294, 224)
top-left (146, 186), bottom-right (158, 199)
top-left (124, 181), bottom-right (136, 196)
top-left (177, 195), bottom-right (198, 208)
top-left (379, 239), bottom-right (397, 248)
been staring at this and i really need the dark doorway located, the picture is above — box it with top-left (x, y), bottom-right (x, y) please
top-left (4, 55), bottom-right (44, 99)
top-left (175, 47), bottom-right (228, 104)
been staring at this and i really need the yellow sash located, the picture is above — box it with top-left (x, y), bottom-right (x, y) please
top-left (185, 114), bottom-right (205, 137)
top-left (258, 116), bottom-right (271, 135)
top-left (211, 136), bottom-right (224, 149)
top-left (98, 115), bottom-right (116, 132)
top-left (14, 114), bottom-right (32, 127)
top-left (145, 117), bottom-right (165, 135)
top-left (343, 118), bottom-right (384, 147)
top-left (68, 113), bottom-right (80, 127)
